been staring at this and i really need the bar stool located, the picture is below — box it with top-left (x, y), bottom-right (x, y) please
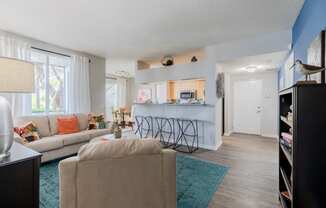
top-left (134, 115), bottom-right (143, 137)
top-left (174, 118), bottom-right (199, 153)
top-left (154, 117), bottom-right (174, 147)
top-left (134, 115), bottom-right (153, 138)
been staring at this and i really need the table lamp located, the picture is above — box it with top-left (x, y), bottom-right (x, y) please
top-left (0, 57), bottom-right (34, 160)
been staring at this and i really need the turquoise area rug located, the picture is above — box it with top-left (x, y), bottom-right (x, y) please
top-left (40, 155), bottom-right (228, 208)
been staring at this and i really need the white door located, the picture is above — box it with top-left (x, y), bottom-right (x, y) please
top-left (233, 79), bottom-right (262, 135)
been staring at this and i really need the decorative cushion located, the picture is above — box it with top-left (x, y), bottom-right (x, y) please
top-left (14, 121), bottom-right (40, 143)
top-left (14, 115), bottom-right (50, 137)
top-left (88, 114), bottom-right (106, 129)
top-left (48, 115), bottom-right (60, 136)
top-left (48, 114), bottom-right (88, 135)
top-left (57, 115), bottom-right (80, 135)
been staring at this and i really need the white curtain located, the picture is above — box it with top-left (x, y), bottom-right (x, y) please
top-left (67, 55), bottom-right (91, 113)
top-left (0, 36), bottom-right (32, 117)
top-left (117, 77), bottom-right (127, 108)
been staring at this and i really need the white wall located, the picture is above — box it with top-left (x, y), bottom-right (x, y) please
top-left (89, 55), bottom-right (106, 114)
top-left (106, 58), bottom-right (136, 76)
top-left (224, 71), bottom-right (278, 138)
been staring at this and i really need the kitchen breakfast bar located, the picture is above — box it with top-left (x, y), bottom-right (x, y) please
top-left (133, 103), bottom-right (216, 153)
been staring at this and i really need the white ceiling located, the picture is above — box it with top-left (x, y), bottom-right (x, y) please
top-left (218, 51), bottom-right (288, 74)
top-left (0, 0), bottom-right (304, 59)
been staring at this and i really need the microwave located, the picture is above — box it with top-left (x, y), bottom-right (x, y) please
top-left (180, 91), bottom-right (196, 100)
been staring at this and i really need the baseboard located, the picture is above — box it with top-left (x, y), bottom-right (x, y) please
top-left (261, 134), bottom-right (278, 139)
top-left (199, 139), bottom-right (222, 151)
top-left (223, 132), bottom-right (233, 136)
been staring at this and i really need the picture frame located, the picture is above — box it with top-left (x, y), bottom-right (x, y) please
top-left (307, 30), bottom-right (325, 83)
top-left (284, 51), bottom-right (294, 88)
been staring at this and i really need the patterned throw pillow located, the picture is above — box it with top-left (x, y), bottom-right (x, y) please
top-left (14, 122), bottom-right (40, 143)
top-left (88, 114), bottom-right (106, 129)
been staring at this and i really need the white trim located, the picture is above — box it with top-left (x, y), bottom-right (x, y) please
top-left (261, 134), bottom-right (278, 139)
top-left (223, 131), bottom-right (233, 136)
top-left (198, 139), bottom-right (222, 151)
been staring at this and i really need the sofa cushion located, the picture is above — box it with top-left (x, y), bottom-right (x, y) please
top-left (56, 131), bottom-right (91, 146)
top-left (26, 136), bottom-right (64, 152)
top-left (48, 114), bottom-right (89, 136)
top-left (86, 129), bottom-right (112, 138)
top-left (14, 116), bottom-right (50, 137)
top-left (78, 139), bottom-right (162, 161)
top-left (76, 113), bottom-right (89, 131)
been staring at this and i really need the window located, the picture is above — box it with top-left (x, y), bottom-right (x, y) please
top-left (31, 51), bottom-right (70, 114)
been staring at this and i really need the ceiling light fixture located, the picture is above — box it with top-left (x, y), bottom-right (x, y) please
top-left (114, 70), bottom-right (131, 78)
top-left (240, 65), bottom-right (258, 73)
top-left (240, 65), bottom-right (265, 73)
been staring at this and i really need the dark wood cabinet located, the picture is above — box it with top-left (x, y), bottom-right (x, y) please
top-left (279, 84), bottom-right (326, 208)
top-left (0, 142), bottom-right (41, 208)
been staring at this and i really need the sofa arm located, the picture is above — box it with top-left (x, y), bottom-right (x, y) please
top-left (162, 149), bottom-right (176, 208)
top-left (13, 133), bottom-right (25, 144)
top-left (59, 156), bottom-right (78, 208)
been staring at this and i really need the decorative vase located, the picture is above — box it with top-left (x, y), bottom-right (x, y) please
top-left (191, 56), bottom-right (198, 62)
top-left (113, 122), bottom-right (122, 139)
top-left (0, 96), bottom-right (14, 160)
top-left (161, 56), bottom-right (174, 66)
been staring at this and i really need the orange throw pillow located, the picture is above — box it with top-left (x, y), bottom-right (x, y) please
top-left (57, 115), bottom-right (80, 135)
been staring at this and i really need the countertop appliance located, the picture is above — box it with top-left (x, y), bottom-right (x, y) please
top-left (179, 90), bottom-right (197, 104)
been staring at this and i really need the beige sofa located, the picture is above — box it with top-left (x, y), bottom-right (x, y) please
top-left (59, 139), bottom-right (176, 208)
top-left (14, 114), bottom-right (112, 163)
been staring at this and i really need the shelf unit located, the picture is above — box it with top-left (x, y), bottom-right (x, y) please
top-left (279, 84), bottom-right (326, 208)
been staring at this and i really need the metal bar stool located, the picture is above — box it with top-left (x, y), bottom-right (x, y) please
top-left (174, 118), bottom-right (199, 153)
top-left (134, 115), bottom-right (153, 138)
top-left (134, 115), bottom-right (143, 137)
top-left (154, 117), bottom-right (174, 147)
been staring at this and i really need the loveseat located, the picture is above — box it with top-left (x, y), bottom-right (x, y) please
top-left (14, 114), bottom-right (112, 163)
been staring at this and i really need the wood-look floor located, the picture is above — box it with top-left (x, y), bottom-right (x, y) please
top-left (190, 133), bottom-right (279, 208)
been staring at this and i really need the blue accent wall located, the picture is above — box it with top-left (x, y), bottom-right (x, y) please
top-left (292, 0), bottom-right (326, 81)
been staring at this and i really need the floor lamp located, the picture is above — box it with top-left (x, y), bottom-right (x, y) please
top-left (0, 57), bottom-right (34, 160)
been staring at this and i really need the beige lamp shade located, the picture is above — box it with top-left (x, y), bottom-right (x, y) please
top-left (0, 57), bottom-right (34, 93)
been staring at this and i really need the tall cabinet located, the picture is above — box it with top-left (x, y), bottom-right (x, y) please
top-left (279, 84), bottom-right (326, 208)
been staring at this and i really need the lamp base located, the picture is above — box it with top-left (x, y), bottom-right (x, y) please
top-left (0, 151), bottom-right (10, 161)
top-left (0, 96), bottom-right (14, 161)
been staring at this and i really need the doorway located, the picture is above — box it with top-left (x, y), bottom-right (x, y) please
top-left (233, 79), bottom-right (262, 135)
top-left (105, 77), bottom-right (118, 121)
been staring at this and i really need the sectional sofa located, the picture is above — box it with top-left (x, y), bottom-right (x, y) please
top-left (14, 114), bottom-right (112, 163)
